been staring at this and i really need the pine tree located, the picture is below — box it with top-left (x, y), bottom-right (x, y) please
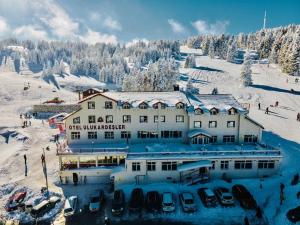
top-left (240, 54), bottom-right (253, 86)
top-left (226, 40), bottom-right (237, 62)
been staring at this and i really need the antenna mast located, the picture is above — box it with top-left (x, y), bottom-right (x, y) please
top-left (263, 11), bottom-right (267, 29)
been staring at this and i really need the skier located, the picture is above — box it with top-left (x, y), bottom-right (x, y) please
top-left (265, 107), bottom-right (269, 114)
top-left (258, 102), bottom-right (261, 110)
top-left (280, 183), bottom-right (285, 193)
top-left (275, 101), bottom-right (279, 107)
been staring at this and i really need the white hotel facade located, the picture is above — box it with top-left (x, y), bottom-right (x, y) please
top-left (57, 90), bottom-right (282, 187)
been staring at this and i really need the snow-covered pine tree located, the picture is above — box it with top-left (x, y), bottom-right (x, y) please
top-left (285, 35), bottom-right (300, 76)
top-left (184, 54), bottom-right (196, 68)
top-left (226, 40), bottom-right (237, 62)
top-left (240, 54), bottom-right (253, 86)
top-left (208, 38), bottom-right (215, 59)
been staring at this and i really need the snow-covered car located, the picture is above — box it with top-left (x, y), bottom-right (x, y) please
top-left (287, 206), bottom-right (300, 223)
top-left (214, 187), bottom-right (234, 206)
top-left (89, 190), bottom-right (104, 212)
top-left (30, 196), bottom-right (61, 218)
top-left (179, 192), bottom-right (196, 212)
top-left (162, 192), bottom-right (175, 212)
top-left (64, 196), bottom-right (78, 217)
top-left (198, 188), bottom-right (217, 207)
top-left (5, 191), bottom-right (27, 212)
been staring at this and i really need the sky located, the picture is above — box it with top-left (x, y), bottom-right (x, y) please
top-left (0, 0), bottom-right (299, 44)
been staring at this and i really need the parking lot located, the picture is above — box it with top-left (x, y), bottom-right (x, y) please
top-left (60, 182), bottom-right (264, 225)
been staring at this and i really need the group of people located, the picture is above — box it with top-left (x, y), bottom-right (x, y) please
top-left (259, 101), bottom-right (300, 120)
top-left (20, 113), bottom-right (32, 128)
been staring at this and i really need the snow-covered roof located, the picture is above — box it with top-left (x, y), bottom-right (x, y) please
top-left (188, 129), bottom-right (211, 138)
top-left (188, 94), bottom-right (247, 113)
top-left (101, 91), bottom-right (190, 107)
top-left (177, 160), bottom-right (212, 172)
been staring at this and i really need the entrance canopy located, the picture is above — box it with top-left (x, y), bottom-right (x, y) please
top-left (188, 129), bottom-right (211, 138)
top-left (177, 160), bottom-right (212, 172)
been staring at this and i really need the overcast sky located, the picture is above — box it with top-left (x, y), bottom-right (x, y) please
top-left (0, 0), bottom-right (299, 44)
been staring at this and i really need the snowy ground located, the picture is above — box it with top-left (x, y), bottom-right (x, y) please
top-left (0, 47), bottom-right (300, 224)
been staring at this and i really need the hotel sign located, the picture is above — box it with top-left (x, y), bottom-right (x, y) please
top-left (69, 124), bottom-right (126, 130)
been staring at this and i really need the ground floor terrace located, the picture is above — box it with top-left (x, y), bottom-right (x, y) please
top-left (57, 142), bottom-right (282, 186)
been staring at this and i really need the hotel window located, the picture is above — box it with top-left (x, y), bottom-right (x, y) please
top-left (244, 135), bottom-right (258, 143)
top-left (210, 136), bottom-right (217, 143)
top-left (121, 131), bottom-right (131, 139)
top-left (140, 116), bottom-right (148, 123)
top-left (176, 102), bottom-right (184, 109)
top-left (71, 132), bottom-right (80, 140)
top-left (106, 115), bottom-right (113, 123)
top-left (154, 115), bottom-right (165, 123)
top-left (123, 102), bottom-right (130, 109)
top-left (88, 131), bottom-right (97, 139)
top-left (88, 101), bottom-right (95, 109)
top-left (88, 115), bottom-right (96, 123)
top-left (161, 131), bottom-right (182, 138)
top-left (123, 115), bottom-right (131, 123)
top-left (132, 162), bottom-right (141, 171)
top-left (220, 161), bottom-right (229, 170)
top-left (227, 121), bottom-right (235, 128)
top-left (105, 101), bottom-right (113, 109)
top-left (210, 108), bottom-right (218, 115)
top-left (104, 131), bottom-right (114, 139)
top-left (209, 121), bottom-right (217, 128)
top-left (194, 108), bottom-right (203, 115)
top-left (176, 115), bottom-right (184, 123)
top-left (223, 135), bottom-right (235, 143)
top-left (258, 160), bottom-right (275, 169)
top-left (137, 131), bottom-right (158, 139)
top-left (234, 160), bottom-right (252, 169)
top-left (147, 162), bottom-right (156, 171)
top-left (162, 162), bottom-right (177, 171)
top-left (139, 102), bottom-right (148, 109)
top-left (73, 117), bottom-right (80, 124)
top-left (194, 121), bottom-right (201, 128)
top-left (228, 108), bottom-right (237, 115)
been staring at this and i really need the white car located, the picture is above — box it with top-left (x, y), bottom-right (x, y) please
top-left (162, 192), bottom-right (175, 212)
top-left (64, 196), bottom-right (78, 217)
top-left (214, 187), bottom-right (234, 206)
top-left (89, 190), bottom-right (104, 212)
top-left (179, 192), bottom-right (197, 212)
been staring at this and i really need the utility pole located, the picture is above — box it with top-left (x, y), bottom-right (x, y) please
top-left (263, 10), bottom-right (267, 30)
top-left (41, 148), bottom-right (49, 199)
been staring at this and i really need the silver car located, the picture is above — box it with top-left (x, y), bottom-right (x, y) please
top-left (162, 192), bottom-right (175, 212)
top-left (179, 192), bottom-right (196, 212)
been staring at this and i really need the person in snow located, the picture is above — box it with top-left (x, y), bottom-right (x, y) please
top-left (24, 154), bottom-right (27, 177)
top-left (297, 113), bottom-right (300, 121)
top-left (275, 101), bottom-right (279, 107)
top-left (265, 107), bottom-right (269, 114)
top-left (258, 103), bottom-right (261, 110)
top-left (244, 216), bottom-right (250, 225)
top-left (280, 191), bottom-right (285, 205)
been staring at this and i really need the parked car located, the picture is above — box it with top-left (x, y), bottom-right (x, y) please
top-left (89, 190), bottom-right (105, 212)
top-left (145, 191), bottom-right (161, 212)
top-left (162, 192), bottom-right (175, 212)
top-left (64, 196), bottom-right (78, 217)
top-left (286, 206), bottom-right (300, 223)
top-left (198, 188), bottom-right (217, 207)
top-left (111, 190), bottom-right (125, 216)
top-left (129, 188), bottom-right (144, 212)
top-left (214, 187), bottom-right (234, 206)
top-left (31, 196), bottom-right (61, 218)
top-left (5, 191), bottom-right (27, 212)
top-left (232, 185), bottom-right (257, 209)
top-left (179, 192), bottom-right (196, 212)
